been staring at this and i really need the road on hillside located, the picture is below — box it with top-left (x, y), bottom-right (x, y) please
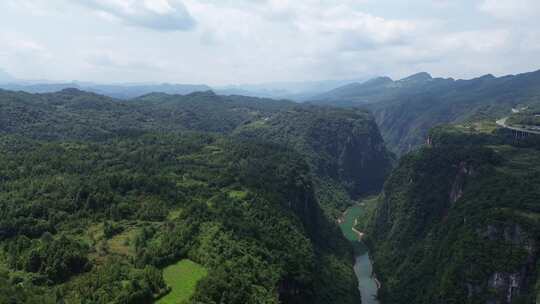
top-left (496, 117), bottom-right (540, 135)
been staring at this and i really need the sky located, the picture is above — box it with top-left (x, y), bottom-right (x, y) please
top-left (0, 0), bottom-right (539, 86)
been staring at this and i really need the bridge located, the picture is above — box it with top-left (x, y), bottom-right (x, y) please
top-left (496, 117), bottom-right (540, 140)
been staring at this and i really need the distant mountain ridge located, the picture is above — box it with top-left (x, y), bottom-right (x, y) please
top-left (215, 78), bottom-right (370, 101)
top-left (312, 69), bottom-right (540, 154)
top-left (311, 72), bottom-right (434, 104)
top-left (0, 82), bottom-right (212, 99)
top-left (0, 71), bottom-right (369, 101)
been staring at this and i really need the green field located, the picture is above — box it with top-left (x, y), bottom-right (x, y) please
top-left (157, 260), bottom-right (208, 304)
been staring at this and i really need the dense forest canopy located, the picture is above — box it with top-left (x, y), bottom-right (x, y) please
top-left (0, 89), bottom-right (293, 139)
top-left (0, 88), bottom-right (394, 303)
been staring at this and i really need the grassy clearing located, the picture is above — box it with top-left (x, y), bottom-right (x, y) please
top-left (354, 196), bottom-right (379, 232)
top-left (228, 190), bottom-right (248, 200)
top-left (157, 260), bottom-right (208, 304)
top-left (455, 120), bottom-right (498, 134)
top-left (242, 119), bottom-right (268, 130)
top-left (167, 209), bottom-right (183, 221)
top-left (108, 228), bottom-right (137, 256)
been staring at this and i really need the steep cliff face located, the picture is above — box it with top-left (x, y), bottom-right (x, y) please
top-left (235, 106), bottom-right (395, 216)
top-left (367, 127), bottom-right (540, 304)
top-left (336, 117), bottom-right (391, 196)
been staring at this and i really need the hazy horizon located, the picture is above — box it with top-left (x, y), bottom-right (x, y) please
top-left (1, 0), bottom-right (540, 86)
top-left (3, 68), bottom-right (539, 89)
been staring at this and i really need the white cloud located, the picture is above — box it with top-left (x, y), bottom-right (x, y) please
top-left (0, 32), bottom-right (49, 58)
top-left (0, 31), bottom-right (54, 79)
top-left (77, 0), bottom-right (196, 31)
top-left (5, 0), bottom-right (59, 16)
top-left (86, 51), bottom-right (164, 71)
top-left (1, 0), bottom-right (539, 84)
top-left (479, 0), bottom-right (540, 20)
top-left (438, 30), bottom-right (512, 53)
top-left (181, 0), bottom-right (464, 82)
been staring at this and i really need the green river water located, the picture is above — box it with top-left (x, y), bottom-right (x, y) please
top-left (339, 204), bottom-right (379, 304)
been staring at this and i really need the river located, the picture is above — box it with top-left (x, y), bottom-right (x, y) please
top-left (339, 204), bottom-right (379, 304)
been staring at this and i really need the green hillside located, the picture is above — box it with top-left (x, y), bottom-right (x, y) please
top-left (0, 88), bottom-right (293, 140)
top-left (0, 89), bottom-right (398, 303)
top-left (365, 124), bottom-right (540, 303)
top-left (0, 132), bottom-right (359, 303)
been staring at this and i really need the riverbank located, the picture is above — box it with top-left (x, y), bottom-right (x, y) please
top-left (339, 201), bottom-right (380, 304)
top-left (351, 223), bottom-right (381, 290)
top-left (352, 227), bottom-right (364, 240)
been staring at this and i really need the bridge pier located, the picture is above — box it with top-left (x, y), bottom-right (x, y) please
top-left (512, 129), bottom-right (530, 142)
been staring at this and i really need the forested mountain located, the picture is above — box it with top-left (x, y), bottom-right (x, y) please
top-left (235, 106), bottom-right (394, 217)
top-left (311, 76), bottom-right (397, 104)
top-left (0, 88), bottom-right (292, 140)
top-left (0, 88), bottom-right (391, 205)
top-left (364, 122), bottom-right (540, 303)
top-left (131, 91), bottom-right (293, 133)
top-left (311, 69), bottom-right (540, 155)
top-left (0, 88), bottom-right (393, 303)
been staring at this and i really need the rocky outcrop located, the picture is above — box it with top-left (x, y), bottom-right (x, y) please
top-left (449, 161), bottom-right (474, 203)
top-left (336, 118), bottom-right (394, 197)
top-left (426, 136), bottom-right (433, 146)
top-left (487, 272), bottom-right (521, 304)
top-left (480, 224), bottom-right (538, 304)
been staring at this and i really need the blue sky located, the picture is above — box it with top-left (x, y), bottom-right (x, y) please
top-left (0, 0), bottom-right (539, 85)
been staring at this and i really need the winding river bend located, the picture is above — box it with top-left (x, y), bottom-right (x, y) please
top-left (339, 204), bottom-right (379, 304)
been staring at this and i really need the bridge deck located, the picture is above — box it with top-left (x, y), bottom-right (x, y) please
top-left (496, 117), bottom-right (540, 135)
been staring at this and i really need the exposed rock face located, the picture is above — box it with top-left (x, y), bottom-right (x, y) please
top-left (336, 118), bottom-right (394, 197)
top-left (487, 272), bottom-right (521, 304)
top-left (426, 136), bottom-right (433, 146)
top-left (449, 161), bottom-right (473, 203)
